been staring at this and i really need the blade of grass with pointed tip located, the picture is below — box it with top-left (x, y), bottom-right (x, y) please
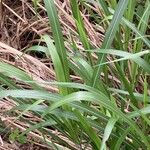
top-left (94, 50), bottom-right (150, 73)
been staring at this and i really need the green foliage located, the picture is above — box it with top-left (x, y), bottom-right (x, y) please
top-left (9, 129), bottom-right (27, 144)
top-left (0, 0), bottom-right (150, 149)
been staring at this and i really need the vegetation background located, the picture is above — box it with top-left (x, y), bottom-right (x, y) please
top-left (0, 0), bottom-right (150, 149)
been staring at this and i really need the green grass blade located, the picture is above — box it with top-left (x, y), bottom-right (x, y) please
top-left (121, 18), bottom-right (150, 48)
top-left (43, 35), bottom-right (69, 95)
top-left (94, 50), bottom-right (150, 73)
top-left (92, 0), bottom-right (129, 88)
top-left (114, 127), bottom-right (131, 150)
top-left (124, 0), bottom-right (136, 50)
top-left (0, 62), bottom-right (32, 81)
top-left (74, 110), bottom-right (101, 150)
top-left (0, 90), bottom-right (60, 101)
top-left (109, 88), bottom-right (150, 102)
top-left (131, 1), bottom-right (150, 90)
top-left (96, 0), bottom-right (110, 16)
top-left (0, 62), bottom-right (41, 89)
top-left (101, 117), bottom-right (118, 150)
top-left (70, 0), bottom-right (93, 65)
top-left (133, 0), bottom-right (150, 52)
top-left (44, 0), bottom-right (70, 94)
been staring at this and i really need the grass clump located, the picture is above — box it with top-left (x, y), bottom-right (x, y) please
top-left (0, 0), bottom-right (150, 149)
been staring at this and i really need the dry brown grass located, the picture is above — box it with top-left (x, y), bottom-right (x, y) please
top-left (0, 0), bottom-right (105, 87)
